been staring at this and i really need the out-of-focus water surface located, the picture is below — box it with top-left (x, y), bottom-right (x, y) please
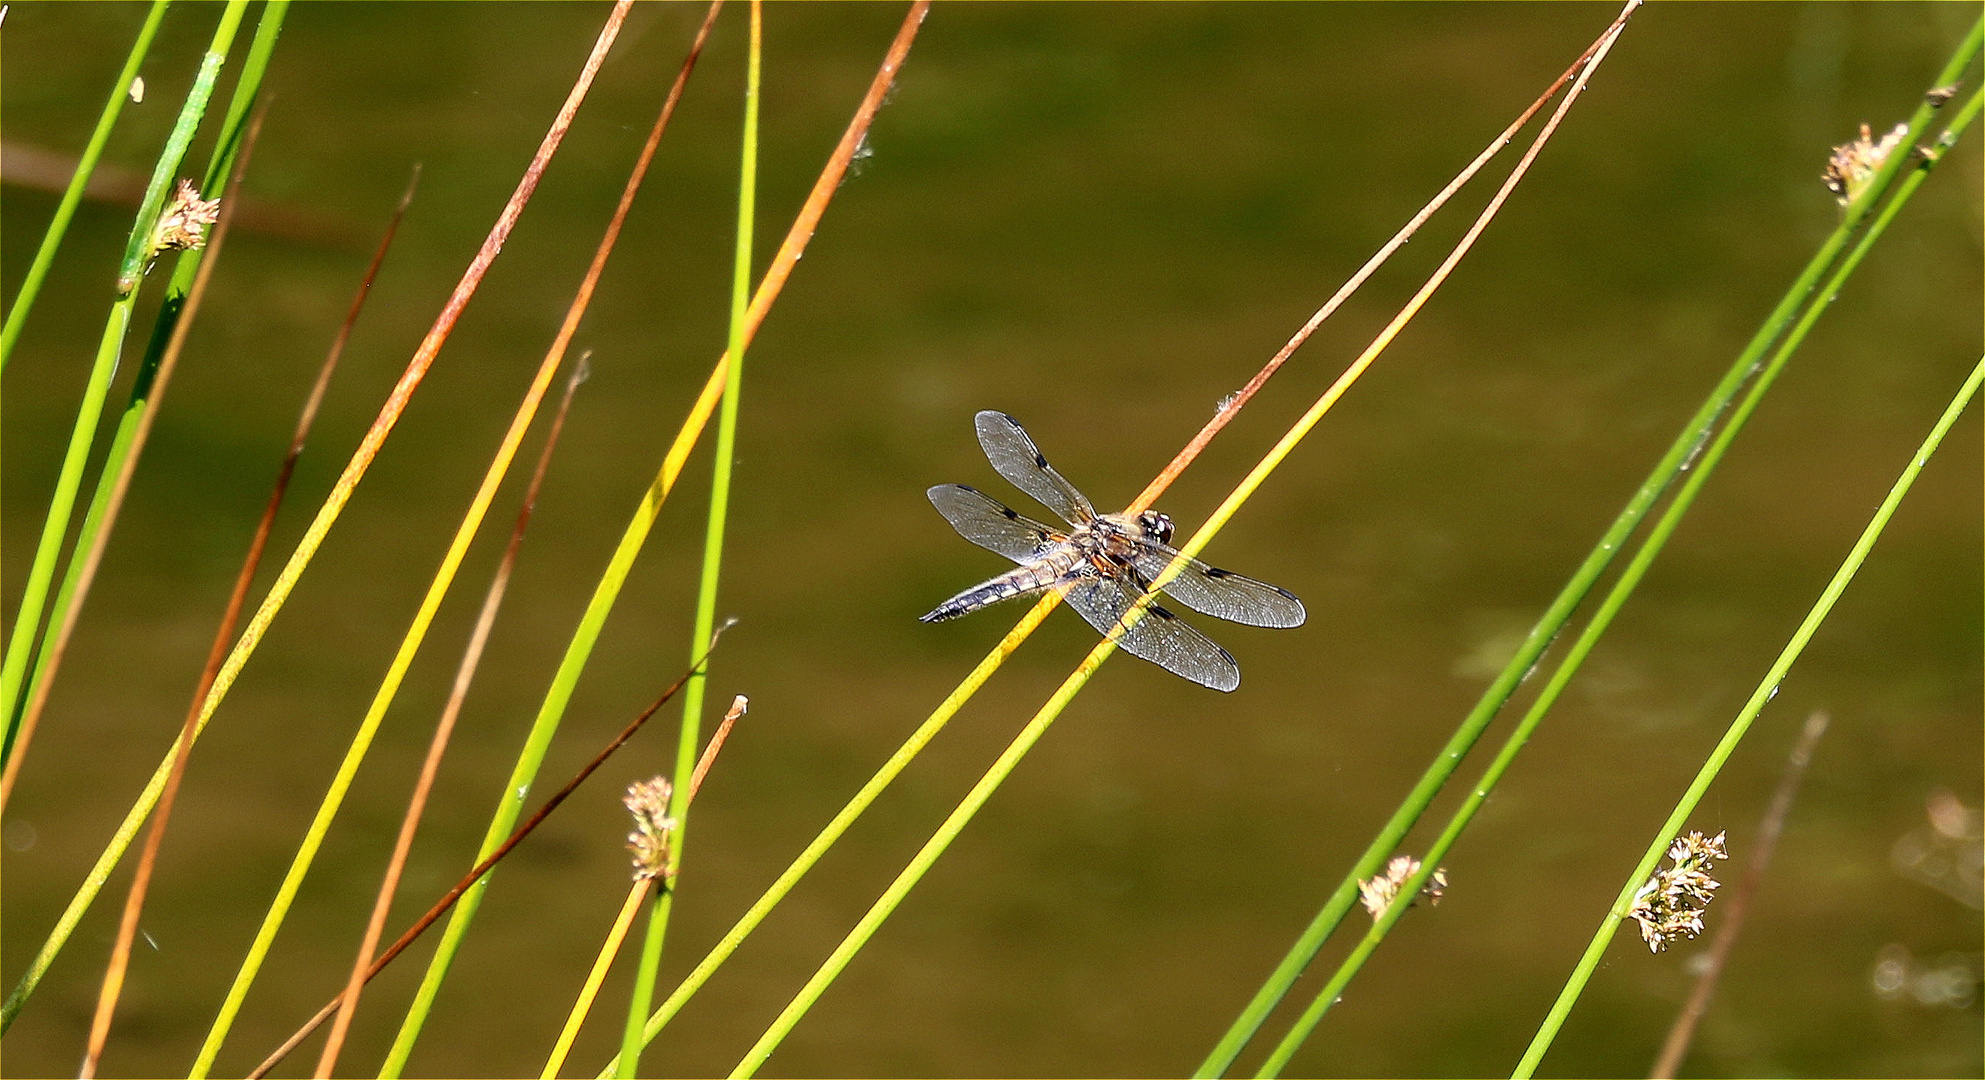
top-left (4, 3), bottom-right (1979, 1077)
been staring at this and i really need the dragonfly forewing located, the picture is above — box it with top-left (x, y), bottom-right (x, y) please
top-left (926, 484), bottom-right (1062, 564)
top-left (974, 410), bottom-right (1096, 526)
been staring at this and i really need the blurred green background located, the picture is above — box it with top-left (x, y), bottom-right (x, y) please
top-left (4, 3), bottom-right (1979, 1076)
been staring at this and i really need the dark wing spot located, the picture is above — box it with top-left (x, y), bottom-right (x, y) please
top-left (1034, 452), bottom-right (1051, 468)
top-left (1149, 604), bottom-right (1179, 621)
top-left (1204, 567), bottom-right (1233, 579)
top-left (1000, 507), bottom-right (1020, 520)
top-left (1273, 585), bottom-right (1300, 600)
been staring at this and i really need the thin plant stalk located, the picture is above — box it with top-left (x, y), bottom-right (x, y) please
top-left (22, 0), bottom-right (283, 698)
top-left (313, 357), bottom-right (591, 1078)
top-left (243, 639), bottom-right (739, 1080)
top-left (1198, 20), bottom-right (1983, 1074)
top-left (376, 7), bottom-right (930, 1073)
top-left (310, 3), bottom-right (724, 1070)
top-left (378, 341), bottom-right (716, 1078)
top-left (1512, 350), bottom-right (1985, 1077)
top-left (0, 0), bottom-right (250, 762)
top-left (185, 13), bottom-right (639, 1075)
top-left (3, 40), bottom-right (293, 811)
top-left (726, 13), bottom-right (1639, 1076)
top-left (548, 882), bottom-right (655, 1080)
top-left (1126, 4), bottom-right (1638, 514)
top-left (0, 0), bottom-right (169, 372)
top-left (75, 101), bottom-right (271, 1080)
top-left (1251, 79), bottom-right (1984, 1078)
top-left (4, 4), bottom-right (290, 788)
top-left (593, 596), bottom-right (1059, 1078)
top-left (720, 621), bottom-right (1116, 1077)
top-left (731, 164), bottom-right (1485, 1062)
top-left (543, 696), bottom-right (746, 1080)
top-left (2, 1), bottom-right (622, 1039)
top-left (1511, 81), bottom-right (1984, 1076)
top-left (618, 4), bottom-right (759, 1078)
top-left (2, 109), bottom-right (289, 817)
top-left (595, 8), bottom-right (1647, 1071)
top-left (321, 8), bottom-right (726, 1056)
top-left (1650, 710), bottom-right (1830, 1079)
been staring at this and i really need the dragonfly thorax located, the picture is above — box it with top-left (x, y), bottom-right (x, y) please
top-left (1072, 510), bottom-right (1176, 570)
top-left (1084, 510), bottom-right (1173, 551)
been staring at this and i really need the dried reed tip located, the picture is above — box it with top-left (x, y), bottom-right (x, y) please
top-left (1925, 85), bottom-right (1959, 107)
top-left (723, 695), bottom-right (748, 722)
top-left (1627, 829), bottom-right (1728, 953)
top-left (1358, 854), bottom-right (1448, 919)
top-left (624, 776), bottom-right (677, 881)
top-left (151, 179), bottom-right (221, 254)
top-left (1822, 122), bottom-right (1907, 205)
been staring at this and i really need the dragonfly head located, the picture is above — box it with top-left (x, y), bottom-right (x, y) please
top-left (1137, 510), bottom-right (1175, 544)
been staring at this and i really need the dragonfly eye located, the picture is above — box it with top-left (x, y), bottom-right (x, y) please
top-left (1141, 511), bottom-right (1175, 544)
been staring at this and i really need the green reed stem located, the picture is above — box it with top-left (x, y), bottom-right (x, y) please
top-left (691, 12), bottom-right (1641, 1071)
top-left (592, 597), bottom-right (1059, 1079)
top-left (1514, 348), bottom-right (1985, 1076)
top-left (545, 882), bottom-right (652, 1079)
top-left (727, 614), bottom-right (1119, 1078)
top-left (617, 5), bottom-right (760, 1079)
top-left (722, 281), bottom-right (1443, 1068)
top-left (722, 134), bottom-right (1604, 1058)
top-left (8, 0), bottom-right (287, 783)
top-left (1256, 80), bottom-right (1983, 1079)
top-left (5, 2), bottom-right (618, 1051)
top-left (0, 3), bottom-right (295, 1036)
top-left (595, 10), bottom-right (1619, 1070)
top-left (185, 334), bottom-right (572, 1074)
top-left (378, 374), bottom-right (703, 1077)
top-left (587, 8), bottom-right (938, 1072)
top-left (0, 0), bottom-right (248, 766)
top-left (1197, 19), bottom-right (1983, 1073)
top-left (0, 0), bottom-right (169, 373)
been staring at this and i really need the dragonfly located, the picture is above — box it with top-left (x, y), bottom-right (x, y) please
top-left (921, 410), bottom-right (1305, 692)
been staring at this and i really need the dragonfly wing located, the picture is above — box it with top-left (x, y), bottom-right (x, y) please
top-left (1131, 545), bottom-right (1306, 628)
top-left (1063, 574), bottom-right (1241, 692)
top-left (928, 484), bottom-right (1061, 564)
top-left (974, 410), bottom-right (1097, 526)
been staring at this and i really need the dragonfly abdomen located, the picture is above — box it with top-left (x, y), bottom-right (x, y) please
top-left (919, 558), bottom-right (1069, 622)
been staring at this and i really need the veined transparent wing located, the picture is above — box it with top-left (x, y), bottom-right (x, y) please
top-left (926, 484), bottom-right (1062, 564)
top-left (973, 410), bottom-right (1097, 526)
top-left (1062, 574), bottom-right (1241, 692)
top-left (1130, 546), bottom-right (1306, 628)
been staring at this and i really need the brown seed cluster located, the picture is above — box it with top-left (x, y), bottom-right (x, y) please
top-left (151, 179), bottom-right (221, 253)
top-left (624, 776), bottom-right (677, 882)
top-left (1627, 829), bottom-right (1728, 953)
top-left (1822, 123), bottom-right (1908, 205)
top-left (1358, 854), bottom-right (1448, 919)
